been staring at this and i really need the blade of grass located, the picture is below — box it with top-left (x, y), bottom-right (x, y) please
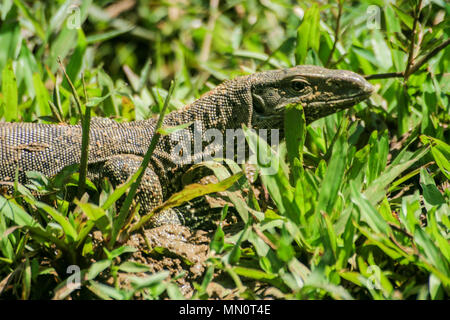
top-left (1, 60), bottom-right (18, 121)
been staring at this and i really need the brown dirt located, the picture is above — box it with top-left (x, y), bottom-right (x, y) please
top-left (125, 224), bottom-right (211, 297)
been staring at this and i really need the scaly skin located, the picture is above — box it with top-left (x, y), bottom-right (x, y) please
top-left (0, 65), bottom-right (373, 226)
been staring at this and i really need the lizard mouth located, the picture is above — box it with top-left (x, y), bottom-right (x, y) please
top-left (307, 91), bottom-right (372, 108)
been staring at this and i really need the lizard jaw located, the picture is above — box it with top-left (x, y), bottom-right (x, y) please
top-left (307, 90), bottom-right (372, 108)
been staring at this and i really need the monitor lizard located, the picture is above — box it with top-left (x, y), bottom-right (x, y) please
top-left (0, 65), bottom-right (373, 226)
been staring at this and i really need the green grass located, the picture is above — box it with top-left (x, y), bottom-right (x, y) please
top-left (0, 0), bottom-right (449, 300)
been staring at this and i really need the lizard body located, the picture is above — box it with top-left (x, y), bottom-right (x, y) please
top-left (0, 65), bottom-right (373, 226)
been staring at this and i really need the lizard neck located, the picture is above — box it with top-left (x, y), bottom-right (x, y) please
top-left (150, 76), bottom-right (253, 194)
top-left (163, 75), bottom-right (253, 132)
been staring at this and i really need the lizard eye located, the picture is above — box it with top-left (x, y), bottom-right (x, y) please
top-left (291, 79), bottom-right (308, 92)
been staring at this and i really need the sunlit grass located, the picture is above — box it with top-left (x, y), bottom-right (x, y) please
top-left (0, 0), bottom-right (448, 300)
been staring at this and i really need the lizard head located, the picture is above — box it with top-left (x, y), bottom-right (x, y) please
top-left (249, 65), bottom-right (373, 128)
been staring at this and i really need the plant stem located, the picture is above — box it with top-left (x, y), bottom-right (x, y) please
top-left (365, 38), bottom-right (450, 80)
top-left (325, 0), bottom-right (343, 68)
top-left (404, 0), bottom-right (423, 80)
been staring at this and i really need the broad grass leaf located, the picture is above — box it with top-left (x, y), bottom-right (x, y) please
top-left (129, 270), bottom-right (170, 291)
top-left (157, 121), bottom-right (193, 135)
top-left (431, 146), bottom-right (450, 180)
top-left (316, 134), bottom-right (347, 215)
top-left (284, 103), bottom-right (305, 182)
top-left (87, 259), bottom-right (111, 280)
top-left (62, 29), bottom-right (87, 92)
top-left (118, 261), bottom-right (152, 273)
top-left (364, 146), bottom-right (429, 205)
top-left (427, 207), bottom-right (450, 264)
top-left (106, 245), bottom-right (137, 260)
top-left (243, 125), bottom-right (303, 225)
top-left (21, 257), bottom-right (31, 299)
top-left (34, 202), bottom-right (78, 243)
top-left (210, 224), bottom-right (225, 254)
top-left (304, 270), bottom-right (353, 300)
top-left (385, 5), bottom-right (402, 34)
top-left (101, 171), bottom-right (139, 211)
top-left (87, 281), bottom-right (125, 300)
top-left (414, 226), bottom-right (450, 280)
top-left (76, 201), bottom-right (112, 235)
top-left (232, 266), bottom-right (277, 281)
top-left (391, 4), bottom-right (414, 29)
top-left (32, 72), bottom-right (51, 116)
top-left (1, 60), bottom-right (18, 121)
top-left (351, 181), bottom-right (391, 235)
top-left (0, 196), bottom-right (42, 228)
top-left (420, 135), bottom-right (450, 179)
top-left (0, 0), bottom-right (13, 20)
top-left (166, 282), bottom-right (186, 300)
top-left (419, 168), bottom-right (446, 209)
top-left (296, 4), bottom-right (320, 65)
top-left (12, 0), bottom-right (45, 40)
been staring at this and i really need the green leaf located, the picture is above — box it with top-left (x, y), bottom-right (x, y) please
top-left (366, 131), bottom-right (389, 184)
top-left (101, 173), bottom-right (137, 212)
top-left (391, 4), bottom-right (414, 29)
top-left (87, 259), bottom-right (111, 280)
top-left (129, 271), bottom-right (170, 291)
top-left (47, 0), bottom-right (92, 72)
top-left (32, 72), bottom-right (51, 116)
top-left (0, 196), bottom-right (42, 228)
top-left (385, 5), bottom-right (402, 34)
top-left (162, 171), bottom-right (241, 207)
top-left (85, 93), bottom-right (113, 107)
top-left (157, 121), bottom-right (193, 135)
top-left (22, 257), bottom-right (31, 299)
top-left (427, 207), bottom-right (450, 264)
top-left (62, 29), bottom-right (87, 92)
top-left (364, 147), bottom-right (429, 205)
top-left (243, 126), bottom-right (295, 220)
top-left (284, 103), bottom-right (306, 182)
top-left (76, 201), bottom-right (111, 235)
top-left (118, 261), bottom-right (152, 273)
top-left (431, 146), bottom-right (450, 180)
top-left (414, 226), bottom-right (450, 278)
top-left (0, 15), bottom-right (21, 73)
top-left (34, 202), bottom-right (78, 243)
top-left (166, 282), bottom-right (186, 300)
top-left (419, 168), bottom-right (446, 209)
top-left (210, 223), bottom-right (225, 254)
top-left (12, 0), bottom-right (45, 40)
top-left (0, 0), bottom-right (13, 20)
top-left (351, 181), bottom-right (391, 235)
top-left (232, 266), bottom-right (277, 281)
top-left (87, 281), bottom-right (126, 300)
top-left (105, 245), bottom-right (137, 260)
top-left (316, 134), bottom-right (347, 215)
top-left (296, 4), bottom-right (321, 64)
top-left (1, 60), bottom-right (18, 121)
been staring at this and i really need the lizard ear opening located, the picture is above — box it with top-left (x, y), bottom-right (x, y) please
top-left (251, 92), bottom-right (266, 114)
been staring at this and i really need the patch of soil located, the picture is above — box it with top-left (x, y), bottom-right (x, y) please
top-left (125, 224), bottom-right (211, 297)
